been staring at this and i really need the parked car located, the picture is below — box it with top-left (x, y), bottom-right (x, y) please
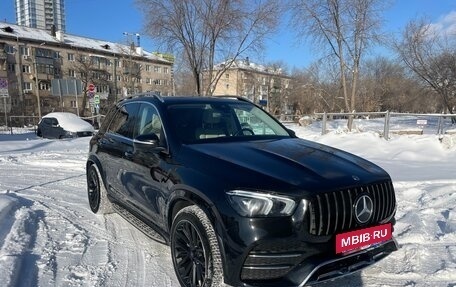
top-left (37, 112), bottom-right (94, 139)
top-left (86, 94), bottom-right (398, 287)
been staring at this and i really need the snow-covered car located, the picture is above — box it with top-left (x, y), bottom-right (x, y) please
top-left (37, 112), bottom-right (94, 139)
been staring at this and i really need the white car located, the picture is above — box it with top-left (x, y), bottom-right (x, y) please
top-left (37, 112), bottom-right (95, 139)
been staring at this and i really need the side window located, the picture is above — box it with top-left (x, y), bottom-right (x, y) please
top-left (107, 103), bottom-right (139, 139)
top-left (43, 118), bottom-right (58, 126)
top-left (135, 103), bottom-right (166, 145)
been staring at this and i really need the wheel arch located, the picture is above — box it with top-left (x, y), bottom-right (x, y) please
top-left (167, 187), bottom-right (222, 231)
top-left (167, 187), bottom-right (229, 277)
top-left (86, 156), bottom-right (106, 186)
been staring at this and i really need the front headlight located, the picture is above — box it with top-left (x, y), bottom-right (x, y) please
top-left (226, 190), bottom-right (297, 217)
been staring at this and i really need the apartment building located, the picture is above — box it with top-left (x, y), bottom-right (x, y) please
top-left (0, 22), bottom-right (173, 125)
top-left (15, 0), bottom-right (66, 32)
top-left (210, 58), bottom-right (291, 115)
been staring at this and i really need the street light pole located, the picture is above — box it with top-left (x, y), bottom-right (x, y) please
top-left (123, 32), bottom-right (140, 96)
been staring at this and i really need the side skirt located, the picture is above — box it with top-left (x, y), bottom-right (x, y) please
top-left (112, 202), bottom-right (168, 245)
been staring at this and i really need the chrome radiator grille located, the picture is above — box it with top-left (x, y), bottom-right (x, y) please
top-left (308, 181), bottom-right (396, 236)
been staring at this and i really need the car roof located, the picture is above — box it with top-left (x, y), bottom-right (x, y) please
top-left (42, 112), bottom-right (79, 120)
top-left (119, 94), bottom-right (251, 106)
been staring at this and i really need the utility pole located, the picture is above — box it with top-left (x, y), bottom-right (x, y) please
top-left (32, 58), bottom-right (42, 119)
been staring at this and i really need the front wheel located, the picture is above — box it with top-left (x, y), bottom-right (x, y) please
top-left (171, 205), bottom-right (224, 287)
top-left (87, 164), bottom-right (113, 214)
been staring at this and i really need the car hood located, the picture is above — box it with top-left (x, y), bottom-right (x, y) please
top-left (186, 138), bottom-right (390, 194)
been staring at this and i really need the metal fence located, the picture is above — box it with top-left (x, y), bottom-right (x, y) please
top-left (4, 116), bottom-right (41, 134)
top-left (312, 111), bottom-right (456, 140)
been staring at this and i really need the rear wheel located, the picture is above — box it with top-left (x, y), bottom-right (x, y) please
top-left (87, 164), bottom-right (113, 214)
top-left (171, 205), bottom-right (224, 287)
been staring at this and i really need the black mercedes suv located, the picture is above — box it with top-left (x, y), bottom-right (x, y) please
top-left (86, 94), bottom-right (398, 287)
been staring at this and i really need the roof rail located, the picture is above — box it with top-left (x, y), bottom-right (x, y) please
top-left (120, 92), bottom-right (164, 103)
top-left (216, 95), bottom-right (252, 103)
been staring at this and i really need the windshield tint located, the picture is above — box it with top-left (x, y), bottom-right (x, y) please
top-left (167, 102), bottom-right (290, 144)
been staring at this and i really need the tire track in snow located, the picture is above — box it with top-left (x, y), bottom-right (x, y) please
top-left (12, 173), bottom-right (178, 286)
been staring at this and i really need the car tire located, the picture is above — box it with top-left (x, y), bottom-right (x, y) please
top-left (36, 128), bottom-right (42, 137)
top-left (87, 164), bottom-right (113, 214)
top-left (171, 205), bottom-right (224, 287)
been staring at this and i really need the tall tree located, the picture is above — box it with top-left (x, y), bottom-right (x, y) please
top-left (70, 53), bottom-right (111, 117)
top-left (136, 0), bottom-right (279, 96)
top-left (290, 0), bottom-right (386, 129)
top-left (394, 18), bottom-right (456, 119)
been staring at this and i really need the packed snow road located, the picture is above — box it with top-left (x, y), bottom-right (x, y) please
top-left (0, 127), bottom-right (455, 287)
top-left (0, 135), bottom-right (178, 286)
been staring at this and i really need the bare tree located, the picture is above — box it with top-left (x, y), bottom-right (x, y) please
top-left (136, 0), bottom-right (279, 96)
top-left (70, 53), bottom-right (111, 116)
top-left (290, 0), bottom-right (387, 129)
top-left (394, 18), bottom-right (456, 119)
top-left (116, 44), bottom-right (143, 97)
top-left (360, 57), bottom-right (433, 113)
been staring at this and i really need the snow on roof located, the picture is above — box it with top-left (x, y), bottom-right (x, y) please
top-left (214, 58), bottom-right (285, 75)
top-left (0, 22), bottom-right (172, 64)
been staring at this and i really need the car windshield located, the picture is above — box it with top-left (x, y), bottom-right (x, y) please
top-left (167, 101), bottom-right (290, 144)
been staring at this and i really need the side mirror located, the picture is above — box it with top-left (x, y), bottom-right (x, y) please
top-left (134, 133), bottom-right (165, 152)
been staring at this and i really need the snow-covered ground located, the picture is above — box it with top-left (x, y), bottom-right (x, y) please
top-left (0, 119), bottom-right (455, 287)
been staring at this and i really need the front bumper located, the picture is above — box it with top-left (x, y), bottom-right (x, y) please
top-left (240, 238), bottom-right (398, 287)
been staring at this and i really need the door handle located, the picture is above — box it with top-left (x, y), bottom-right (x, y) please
top-left (124, 151), bottom-right (133, 158)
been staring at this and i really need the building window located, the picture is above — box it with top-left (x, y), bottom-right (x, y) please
top-left (163, 67), bottom-right (169, 74)
top-left (70, 101), bottom-right (77, 108)
top-left (23, 82), bottom-right (32, 91)
top-left (68, 69), bottom-right (75, 77)
top-left (20, 46), bottom-right (30, 56)
top-left (146, 78), bottom-right (151, 84)
top-left (225, 73), bottom-right (229, 79)
top-left (22, 65), bottom-right (31, 73)
top-left (36, 63), bottom-right (54, 75)
top-left (145, 65), bottom-right (151, 72)
top-left (117, 75), bottom-right (121, 81)
top-left (7, 64), bottom-right (15, 72)
top-left (5, 45), bottom-right (14, 54)
top-left (39, 82), bottom-right (51, 90)
top-left (154, 66), bottom-right (161, 73)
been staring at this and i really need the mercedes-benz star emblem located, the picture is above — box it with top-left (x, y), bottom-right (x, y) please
top-left (354, 194), bottom-right (373, 224)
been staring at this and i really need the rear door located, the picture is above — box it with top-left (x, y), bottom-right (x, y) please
top-left (96, 102), bottom-right (139, 202)
top-left (126, 103), bottom-right (170, 228)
